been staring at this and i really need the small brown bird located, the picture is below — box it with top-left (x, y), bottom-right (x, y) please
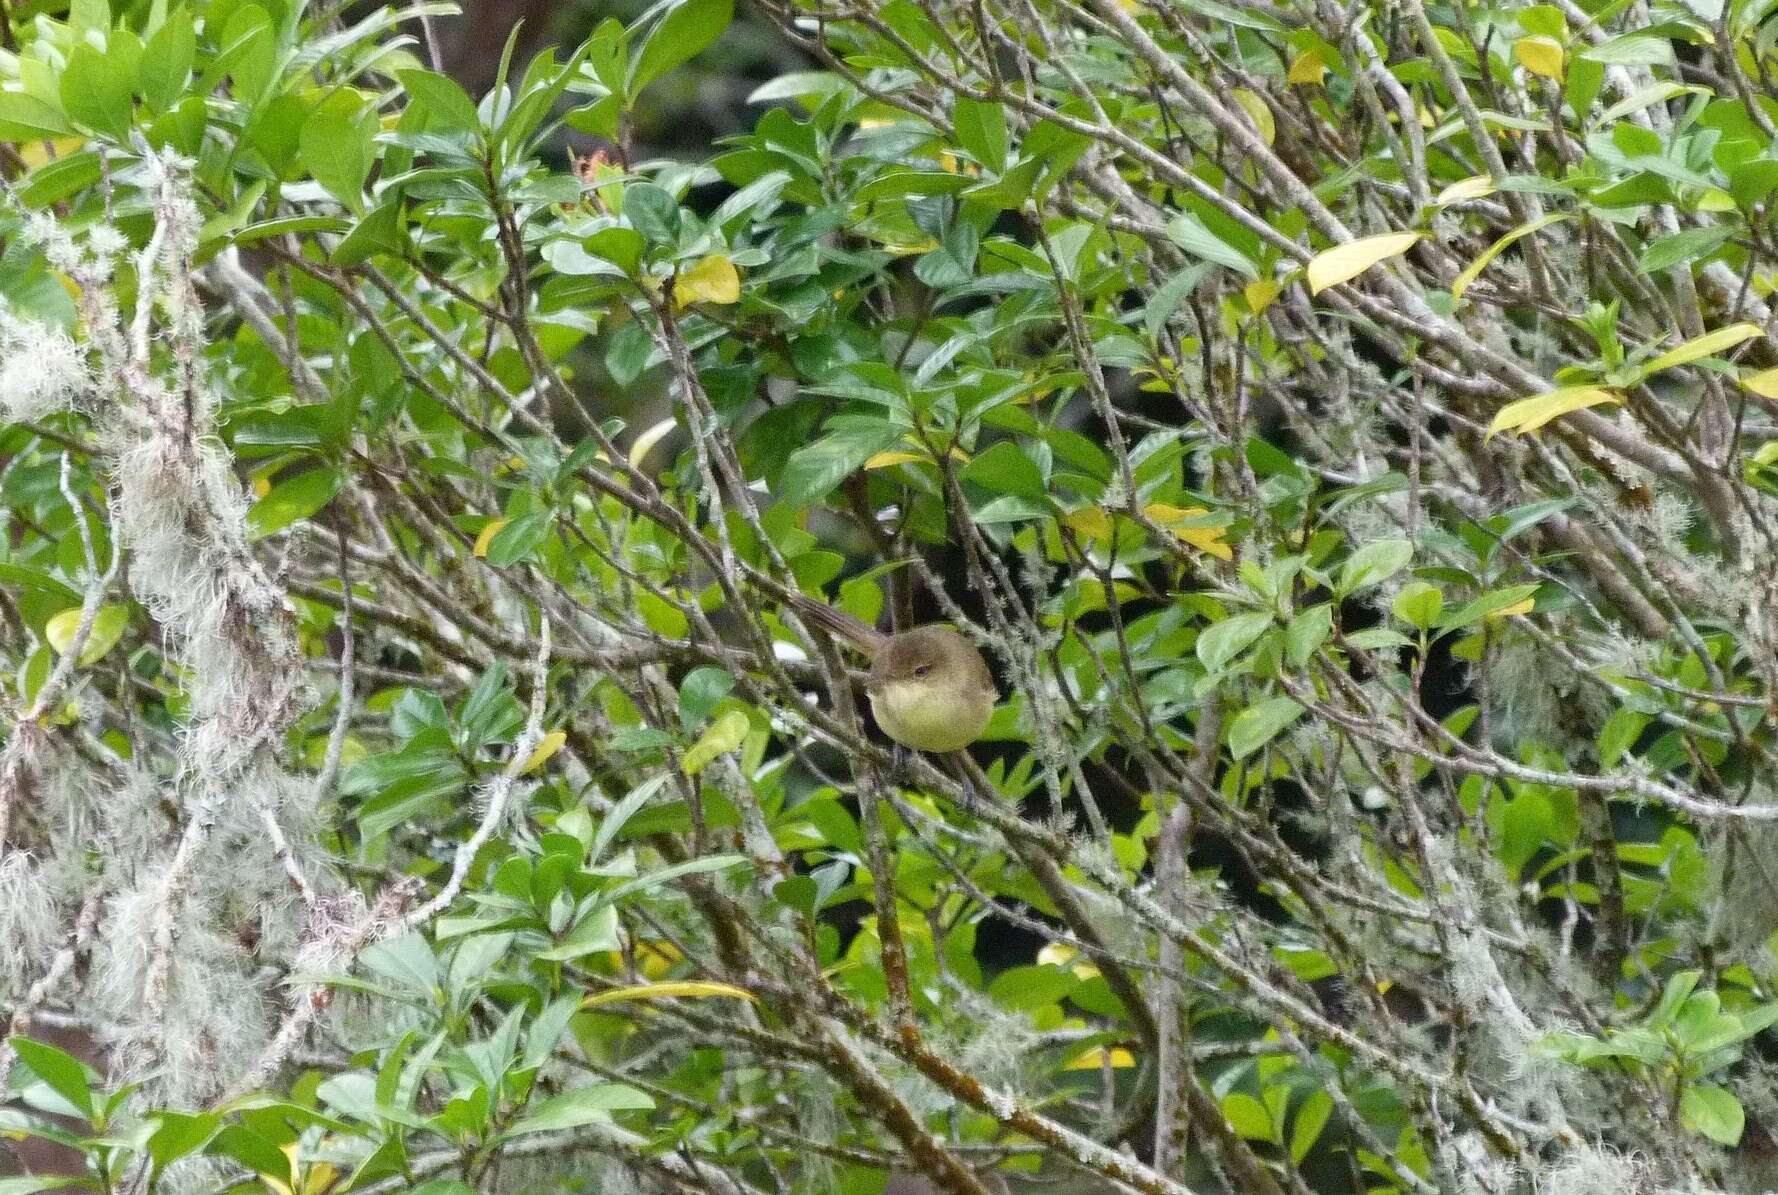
top-left (789, 596), bottom-right (997, 753)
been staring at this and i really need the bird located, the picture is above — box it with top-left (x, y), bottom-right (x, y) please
top-left (786, 594), bottom-right (997, 753)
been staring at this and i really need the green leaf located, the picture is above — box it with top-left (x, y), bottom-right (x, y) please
top-left (960, 440), bottom-right (1047, 502)
top-left (1197, 611), bottom-right (1272, 672)
top-left (218, 4), bottom-right (277, 102)
top-left (1579, 34), bottom-right (1675, 67)
top-left (624, 182), bottom-right (680, 243)
top-left (44, 605), bottom-right (130, 667)
top-left (1596, 706), bottom-right (1648, 768)
top-left (987, 964), bottom-right (1076, 1010)
top-left (952, 96), bottom-right (1008, 173)
top-left (1338, 538), bottom-right (1412, 595)
top-left (68, 0), bottom-right (109, 36)
top-left (247, 468), bottom-right (341, 539)
top-left (328, 199), bottom-right (404, 267)
top-left (592, 775), bottom-right (672, 862)
top-left (0, 1178), bottom-right (91, 1194)
top-left (1228, 697), bottom-right (1304, 760)
top-left (60, 42), bottom-right (134, 141)
top-left (1220, 1091), bottom-right (1276, 1141)
top-left (1639, 323), bottom-right (1762, 377)
top-left (1285, 604), bottom-right (1333, 666)
top-left (0, 94), bottom-right (75, 141)
top-left (1438, 583), bottom-right (1539, 631)
top-left (1638, 225), bottom-right (1734, 273)
top-left (1165, 212), bottom-right (1257, 278)
top-left (484, 510), bottom-right (555, 567)
top-left (399, 68), bottom-right (482, 133)
top-left (537, 904), bottom-right (621, 961)
top-left (1649, 970), bottom-right (1702, 1029)
top-left (631, 0), bottom-right (734, 94)
top-left (206, 1124), bottom-right (291, 1183)
top-left (7, 1037), bottom-right (94, 1119)
top-left (584, 227), bottom-right (646, 276)
top-left (141, 9), bottom-right (196, 113)
top-left (1392, 581), bottom-right (1443, 630)
top-left (606, 854), bottom-right (748, 902)
top-left (360, 933), bottom-right (441, 997)
top-left (1290, 1090), bottom-right (1333, 1162)
top-left (1681, 1082), bottom-right (1744, 1145)
top-left (146, 1110), bottom-right (221, 1168)
top-left (605, 319), bottom-right (654, 385)
top-left (300, 91), bottom-right (378, 209)
top-left (780, 422), bottom-right (906, 507)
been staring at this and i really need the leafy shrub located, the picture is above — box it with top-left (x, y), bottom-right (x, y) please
top-left (4, 0), bottom-right (1778, 1192)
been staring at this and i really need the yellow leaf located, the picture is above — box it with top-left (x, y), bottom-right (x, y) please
top-left (1513, 35), bottom-right (1565, 79)
top-left (1305, 231), bottom-right (1422, 295)
top-left (1287, 47), bottom-right (1326, 85)
top-left (1065, 1046), bottom-right (1137, 1070)
top-left (1038, 944), bottom-right (1100, 980)
top-left (880, 239), bottom-right (941, 256)
top-left (521, 730), bottom-right (567, 774)
top-left (1697, 188), bottom-right (1737, 213)
top-left (1244, 278), bottom-right (1280, 314)
top-left (865, 449), bottom-right (931, 469)
top-left (45, 605), bottom-right (129, 667)
top-left (1451, 213), bottom-right (1569, 302)
top-left (1436, 175), bottom-right (1496, 206)
top-left (1642, 322), bottom-right (1763, 376)
top-left (675, 253), bottom-right (741, 308)
top-left (260, 1142), bottom-right (299, 1195)
top-left (253, 474), bottom-right (273, 498)
top-left (628, 416), bottom-right (678, 471)
top-left (581, 981), bottom-right (759, 1009)
top-left (1742, 367), bottom-right (1778, 398)
top-left (639, 940), bottom-right (682, 979)
top-left (1062, 507), bottom-right (1115, 541)
top-left (1144, 503), bottom-right (1234, 560)
top-left (304, 734), bottom-right (366, 769)
top-left (1488, 597), bottom-right (1535, 619)
top-left (1230, 89), bottom-right (1274, 146)
top-left (1163, 525), bottom-right (1233, 562)
top-left (302, 1162), bottom-right (340, 1195)
top-left (473, 519), bottom-right (509, 558)
top-left (939, 151), bottom-right (959, 174)
top-left (18, 136), bottom-right (84, 169)
top-left (1487, 385), bottom-right (1621, 438)
top-left (682, 709), bottom-right (750, 775)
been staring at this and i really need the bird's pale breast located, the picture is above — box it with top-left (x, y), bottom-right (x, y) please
top-left (869, 678), bottom-right (993, 752)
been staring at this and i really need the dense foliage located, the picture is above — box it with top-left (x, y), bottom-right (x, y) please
top-left (6, 0), bottom-right (1778, 1191)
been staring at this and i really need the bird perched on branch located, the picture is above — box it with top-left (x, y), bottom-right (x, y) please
top-left (788, 595), bottom-right (997, 753)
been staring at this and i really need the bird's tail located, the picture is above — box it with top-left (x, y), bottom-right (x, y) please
top-left (784, 592), bottom-right (889, 654)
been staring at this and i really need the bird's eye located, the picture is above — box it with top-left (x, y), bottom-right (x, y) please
top-left (913, 664), bottom-right (931, 678)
